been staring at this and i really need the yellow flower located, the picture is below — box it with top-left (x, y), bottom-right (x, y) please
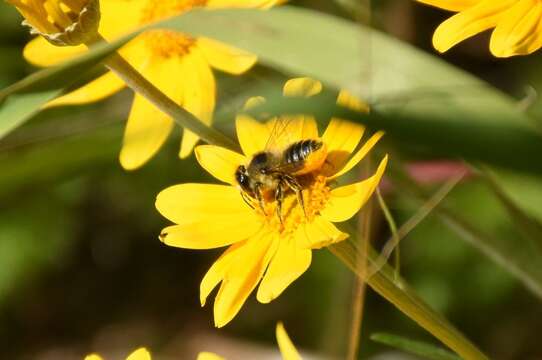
top-left (417, 0), bottom-right (542, 57)
top-left (155, 78), bottom-right (388, 328)
top-left (85, 347), bottom-right (151, 360)
top-left (198, 322), bottom-right (302, 360)
top-left (21, 0), bottom-right (286, 170)
top-left (7, 0), bottom-right (100, 45)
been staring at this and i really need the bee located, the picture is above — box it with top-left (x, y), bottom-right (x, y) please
top-left (235, 120), bottom-right (328, 223)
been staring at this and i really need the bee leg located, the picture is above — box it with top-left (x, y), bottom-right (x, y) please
top-left (240, 191), bottom-right (255, 209)
top-left (275, 183), bottom-right (284, 225)
top-left (254, 182), bottom-right (266, 215)
top-left (283, 175), bottom-right (307, 218)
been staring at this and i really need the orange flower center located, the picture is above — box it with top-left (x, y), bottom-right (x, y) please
top-left (255, 175), bottom-right (331, 236)
top-left (139, 0), bottom-right (207, 58)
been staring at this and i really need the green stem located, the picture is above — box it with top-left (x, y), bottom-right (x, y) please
top-left (329, 240), bottom-right (488, 360)
top-left (89, 33), bottom-right (239, 152)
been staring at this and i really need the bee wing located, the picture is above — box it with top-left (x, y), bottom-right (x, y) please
top-left (264, 115), bottom-right (318, 153)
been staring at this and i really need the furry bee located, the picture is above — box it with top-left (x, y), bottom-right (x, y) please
top-left (235, 130), bottom-right (328, 223)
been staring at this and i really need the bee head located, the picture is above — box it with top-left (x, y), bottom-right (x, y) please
top-left (235, 165), bottom-right (252, 193)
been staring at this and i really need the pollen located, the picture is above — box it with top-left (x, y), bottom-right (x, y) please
top-left (257, 175), bottom-right (331, 236)
top-left (139, 0), bottom-right (207, 58)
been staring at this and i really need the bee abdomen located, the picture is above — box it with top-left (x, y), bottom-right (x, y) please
top-left (285, 139), bottom-right (323, 166)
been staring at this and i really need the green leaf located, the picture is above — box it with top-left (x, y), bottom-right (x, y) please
top-left (0, 38), bottom-right (128, 139)
top-left (371, 333), bottom-right (462, 360)
top-left (3, 6), bottom-right (539, 154)
top-left (248, 94), bottom-right (542, 175)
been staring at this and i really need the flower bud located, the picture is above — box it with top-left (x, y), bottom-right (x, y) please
top-left (6, 0), bottom-right (100, 46)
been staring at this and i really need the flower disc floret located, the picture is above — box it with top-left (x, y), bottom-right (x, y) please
top-left (8, 0), bottom-right (100, 45)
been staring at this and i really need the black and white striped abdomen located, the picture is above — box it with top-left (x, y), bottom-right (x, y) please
top-left (284, 139), bottom-right (323, 166)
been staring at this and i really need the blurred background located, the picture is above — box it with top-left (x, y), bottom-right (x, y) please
top-left (1, 1), bottom-right (542, 359)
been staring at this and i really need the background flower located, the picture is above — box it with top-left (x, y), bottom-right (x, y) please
top-left (416, 0), bottom-right (542, 57)
top-left (22, 0), bottom-right (285, 169)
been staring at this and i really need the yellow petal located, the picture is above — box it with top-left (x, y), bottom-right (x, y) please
top-left (337, 90), bottom-right (369, 113)
top-left (195, 145), bottom-right (246, 185)
top-left (213, 234), bottom-right (278, 327)
top-left (321, 156), bottom-right (388, 223)
top-left (99, 0), bottom-right (148, 39)
top-left (295, 217), bottom-right (349, 249)
top-left (197, 352), bottom-right (226, 360)
top-left (328, 131), bottom-right (384, 180)
top-left (276, 322), bottom-right (302, 360)
top-left (120, 57), bottom-right (183, 170)
top-left (283, 78), bottom-right (322, 98)
top-left (432, 0), bottom-right (514, 53)
top-left (200, 241), bottom-right (246, 307)
top-left (84, 355), bottom-right (103, 360)
top-left (46, 72), bottom-right (125, 107)
top-left (179, 48), bottom-right (216, 158)
top-left (23, 36), bottom-right (86, 67)
top-left (236, 111), bottom-right (271, 157)
top-left (322, 119), bottom-right (365, 176)
top-left (256, 239), bottom-right (311, 303)
top-left (415, 0), bottom-right (481, 11)
top-left (126, 348), bottom-right (151, 360)
top-left (197, 37), bottom-right (257, 75)
top-left (159, 217), bottom-right (261, 249)
top-left (489, 0), bottom-right (542, 57)
top-left (155, 183), bottom-right (255, 225)
top-left (206, 0), bottom-right (287, 9)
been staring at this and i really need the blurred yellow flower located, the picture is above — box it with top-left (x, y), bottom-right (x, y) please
top-left (198, 322), bottom-right (301, 360)
top-left (21, 0), bottom-right (286, 170)
top-left (417, 0), bottom-right (542, 57)
top-left (7, 0), bottom-right (100, 45)
top-left (85, 347), bottom-right (151, 360)
top-left (155, 78), bottom-right (387, 327)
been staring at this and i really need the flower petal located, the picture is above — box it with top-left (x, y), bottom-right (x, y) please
top-left (415, 0), bottom-right (481, 12)
top-left (200, 242), bottom-right (245, 307)
top-left (236, 110), bottom-right (271, 157)
top-left (45, 72), bottom-right (125, 107)
top-left (155, 183), bottom-right (255, 225)
top-left (213, 234), bottom-right (278, 327)
top-left (256, 239), bottom-right (311, 303)
top-left (206, 0), bottom-right (287, 9)
top-left (23, 36), bottom-right (86, 67)
top-left (489, 0), bottom-right (542, 57)
top-left (295, 217), bottom-right (349, 249)
top-left (276, 322), bottom-right (302, 360)
top-left (283, 78), bottom-right (323, 98)
top-left (197, 352), bottom-right (226, 360)
top-left (119, 56), bottom-right (183, 170)
top-left (99, 0), bottom-right (148, 39)
top-left (84, 355), bottom-right (102, 360)
top-left (328, 131), bottom-right (384, 180)
top-left (159, 217), bottom-right (261, 250)
top-left (195, 145), bottom-right (246, 184)
top-left (126, 348), bottom-right (151, 360)
top-left (432, 0), bottom-right (514, 53)
top-left (197, 37), bottom-right (257, 75)
top-left (337, 90), bottom-right (369, 112)
top-left (322, 119), bottom-right (365, 176)
top-left (179, 47), bottom-right (216, 158)
top-left (321, 156), bottom-right (388, 223)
